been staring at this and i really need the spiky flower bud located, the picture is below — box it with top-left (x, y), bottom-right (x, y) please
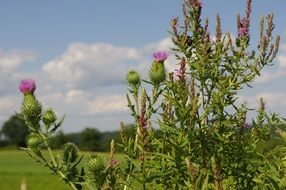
top-left (42, 109), bottom-right (57, 126)
top-left (148, 51), bottom-right (168, 85)
top-left (27, 134), bottom-right (42, 152)
top-left (149, 62), bottom-right (166, 86)
top-left (127, 70), bottom-right (141, 86)
top-left (21, 94), bottom-right (42, 126)
top-left (61, 143), bottom-right (79, 164)
top-left (87, 155), bottom-right (106, 174)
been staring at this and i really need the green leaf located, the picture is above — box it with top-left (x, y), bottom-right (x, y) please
top-left (201, 173), bottom-right (209, 190)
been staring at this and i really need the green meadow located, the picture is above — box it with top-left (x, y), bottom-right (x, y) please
top-left (0, 150), bottom-right (113, 190)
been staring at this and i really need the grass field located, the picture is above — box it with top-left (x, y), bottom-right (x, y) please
top-left (0, 149), bottom-right (112, 190)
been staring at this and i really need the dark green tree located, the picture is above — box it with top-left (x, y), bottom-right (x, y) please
top-left (79, 128), bottom-right (101, 151)
top-left (1, 115), bottom-right (29, 147)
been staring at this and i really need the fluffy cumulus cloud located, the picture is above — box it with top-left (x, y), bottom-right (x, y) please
top-left (42, 43), bottom-right (143, 88)
top-left (42, 38), bottom-right (177, 89)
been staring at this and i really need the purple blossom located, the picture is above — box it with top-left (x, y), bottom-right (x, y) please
top-left (19, 79), bottom-right (36, 94)
top-left (238, 18), bottom-right (249, 37)
top-left (238, 27), bottom-right (249, 37)
top-left (153, 51), bottom-right (168, 62)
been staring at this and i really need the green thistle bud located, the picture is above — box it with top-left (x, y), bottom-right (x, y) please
top-left (21, 94), bottom-right (42, 126)
top-left (42, 109), bottom-right (57, 126)
top-left (87, 155), bottom-right (106, 174)
top-left (61, 143), bottom-right (79, 164)
top-left (127, 70), bottom-right (141, 86)
top-left (27, 134), bottom-right (42, 152)
top-left (148, 62), bottom-right (166, 86)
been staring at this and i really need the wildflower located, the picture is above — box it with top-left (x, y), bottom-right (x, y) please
top-left (238, 18), bottom-right (249, 37)
top-left (19, 79), bottom-right (36, 94)
top-left (153, 51), bottom-right (168, 62)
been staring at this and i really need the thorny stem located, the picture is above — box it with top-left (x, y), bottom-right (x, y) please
top-left (42, 129), bottom-right (78, 190)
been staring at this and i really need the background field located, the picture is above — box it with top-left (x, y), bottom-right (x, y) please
top-left (0, 150), bottom-right (112, 190)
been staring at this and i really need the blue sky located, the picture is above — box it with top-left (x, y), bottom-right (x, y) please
top-left (0, 0), bottom-right (285, 132)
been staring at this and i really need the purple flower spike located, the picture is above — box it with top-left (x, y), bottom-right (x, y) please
top-left (19, 79), bottom-right (36, 94)
top-left (153, 51), bottom-right (168, 62)
top-left (238, 18), bottom-right (249, 38)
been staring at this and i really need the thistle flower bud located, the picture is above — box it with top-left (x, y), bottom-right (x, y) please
top-left (61, 143), bottom-right (79, 163)
top-left (21, 94), bottom-right (42, 126)
top-left (127, 70), bottom-right (141, 86)
top-left (27, 134), bottom-right (42, 152)
top-left (149, 62), bottom-right (166, 86)
top-left (87, 155), bottom-right (106, 174)
top-left (42, 109), bottom-right (57, 126)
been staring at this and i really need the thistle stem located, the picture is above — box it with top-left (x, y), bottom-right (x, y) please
top-left (57, 171), bottom-right (78, 190)
top-left (47, 146), bottom-right (57, 167)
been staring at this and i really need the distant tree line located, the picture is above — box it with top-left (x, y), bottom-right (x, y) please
top-left (0, 114), bottom-right (136, 152)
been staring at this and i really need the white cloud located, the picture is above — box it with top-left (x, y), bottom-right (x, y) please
top-left (42, 43), bottom-right (143, 89)
top-left (0, 49), bottom-right (35, 70)
top-left (254, 92), bottom-right (286, 109)
top-left (42, 38), bottom-right (178, 89)
top-left (253, 45), bottom-right (286, 84)
top-left (254, 69), bottom-right (286, 84)
top-left (85, 94), bottom-right (127, 115)
top-left (39, 88), bottom-right (127, 116)
top-left (278, 54), bottom-right (286, 67)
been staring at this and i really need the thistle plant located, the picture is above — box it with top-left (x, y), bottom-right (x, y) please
top-left (122, 0), bottom-right (286, 189)
top-left (18, 0), bottom-right (286, 189)
top-left (18, 79), bottom-right (120, 190)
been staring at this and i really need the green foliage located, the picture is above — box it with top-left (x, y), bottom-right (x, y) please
top-left (17, 0), bottom-right (286, 189)
top-left (118, 0), bottom-right (285, 189)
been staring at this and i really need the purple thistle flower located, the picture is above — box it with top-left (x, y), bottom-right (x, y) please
top-left (153, 51), bottom-right (168, 62)
top-left (19, 79), bottom-right (36, 94)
